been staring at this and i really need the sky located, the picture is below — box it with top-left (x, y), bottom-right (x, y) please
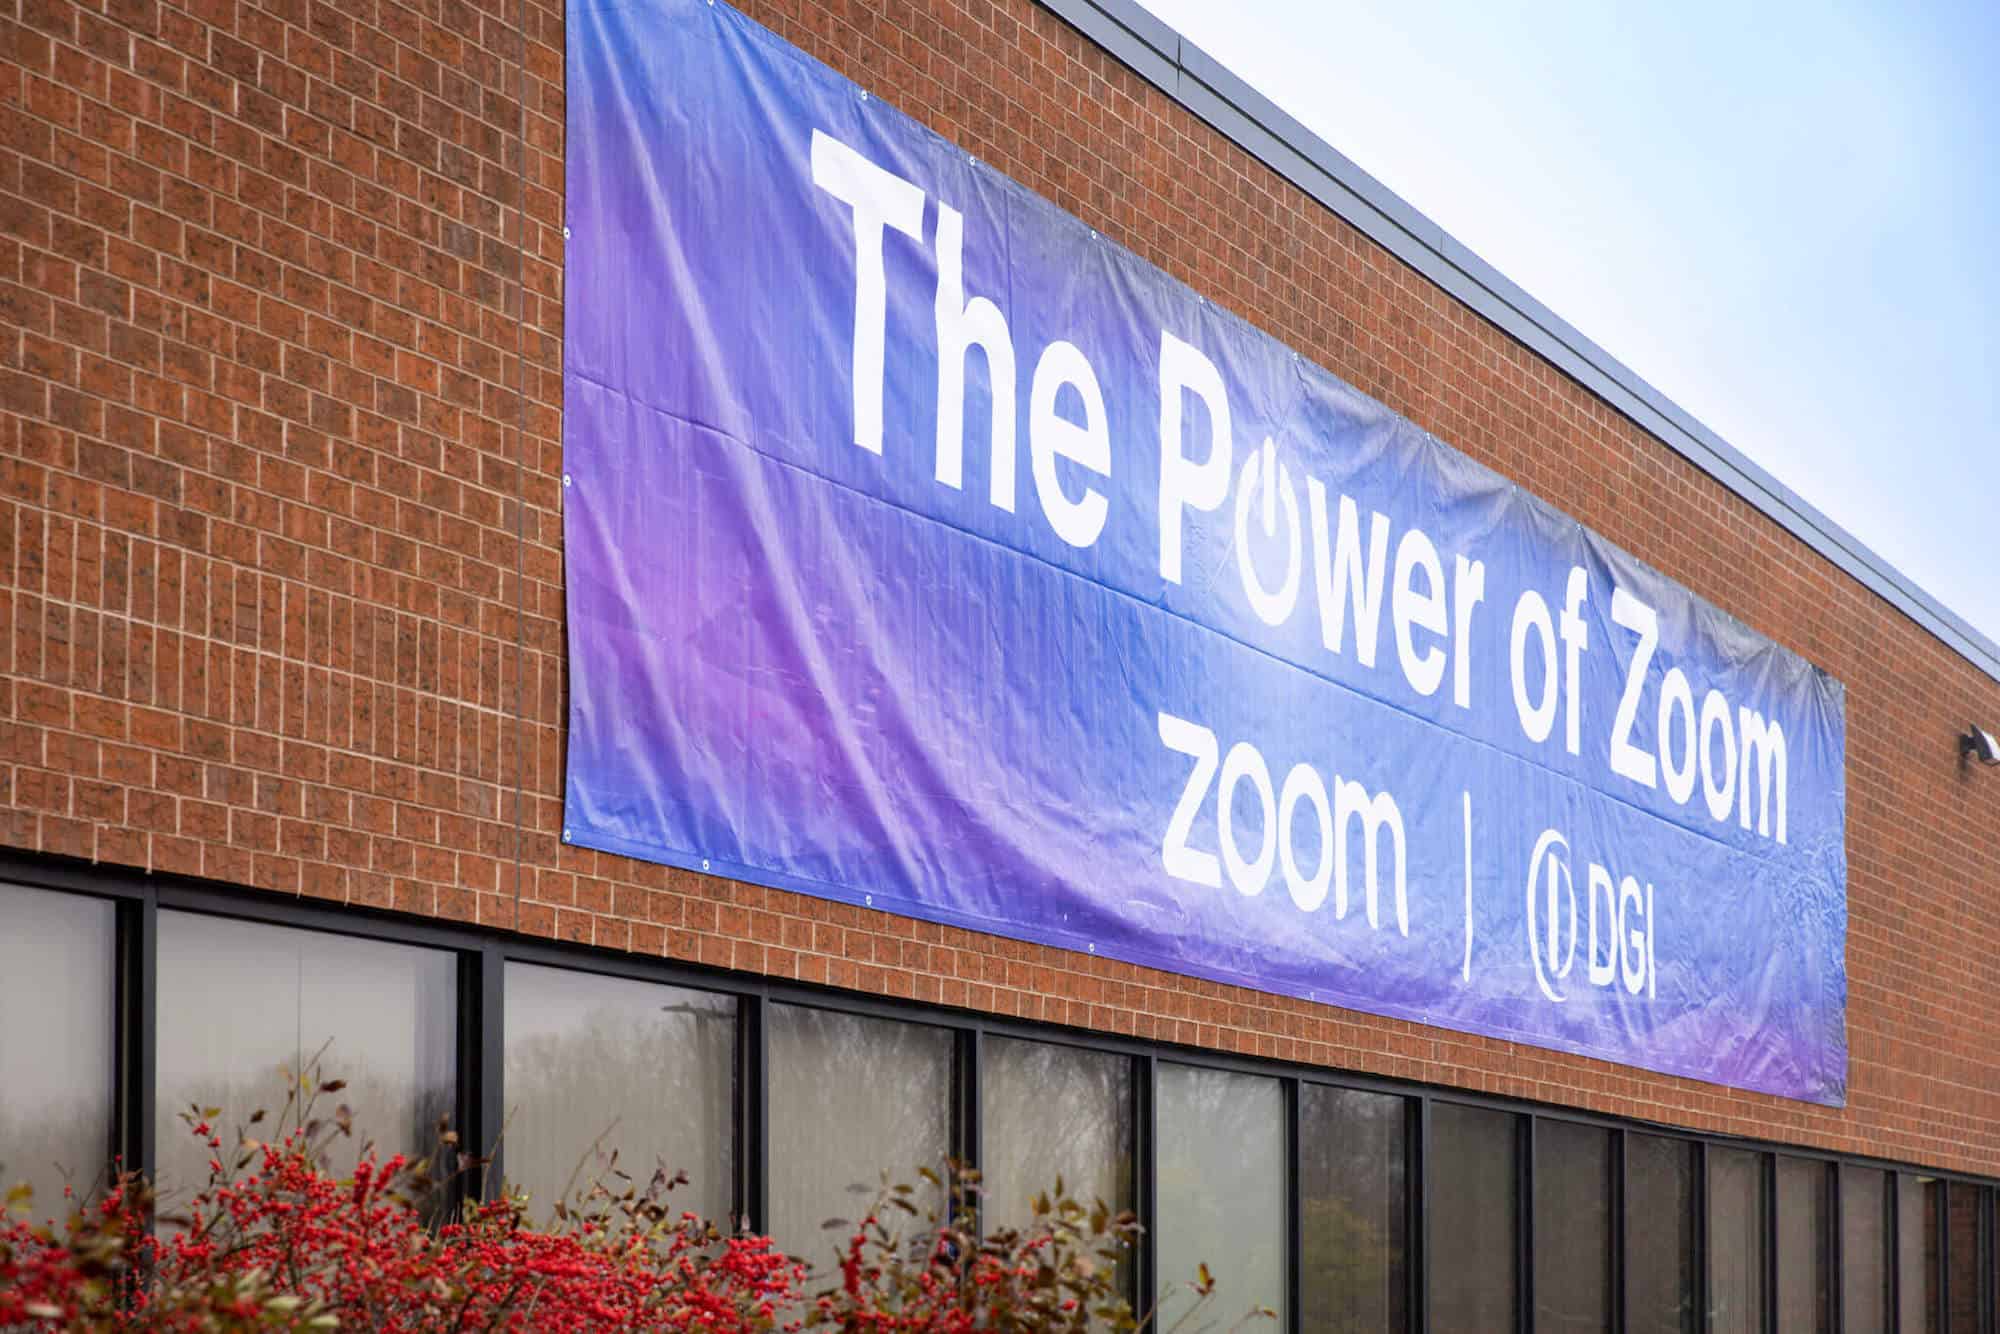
top-left (1132, 0), bottom-right (2000, 655)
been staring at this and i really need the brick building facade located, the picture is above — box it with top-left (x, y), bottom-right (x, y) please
top-left (4, 0), bottom-right (1998, 1326)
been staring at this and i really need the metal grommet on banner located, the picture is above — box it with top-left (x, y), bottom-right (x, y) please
top-left (701, 858), bottom-right (711, 871)
top-left (562, 226), bottom-right (571, 238)
top-left (562, 474), bottom-right (572, 488)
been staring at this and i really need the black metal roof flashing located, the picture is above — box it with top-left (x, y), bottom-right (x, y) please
top-left (1038, 0), bottom-right (2000, 688)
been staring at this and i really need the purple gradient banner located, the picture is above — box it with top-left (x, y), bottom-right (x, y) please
top-left (562, 0), bottom-right (1848, 1103)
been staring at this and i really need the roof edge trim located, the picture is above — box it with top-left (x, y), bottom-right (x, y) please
top-left (1038, 0), bottom-right (2000, 687)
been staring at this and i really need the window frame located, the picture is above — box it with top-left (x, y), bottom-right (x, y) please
top-left (6, 847), bottom-right (2000, 1334)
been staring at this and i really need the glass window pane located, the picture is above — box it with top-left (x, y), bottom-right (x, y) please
top-left (1534, 1119), bottom-right (1612, 1333)
top-left (1775, 1157), bottom-right (1830, 1333)
top-left (1429, 1102), bottom-right (1519, 1333)
top-left (1300, 1084), bottom-right (1407, 1333)
top-left (1947, 1183), bottom-right (1981, 1334)
top-left (765, 1005), bottom-right (951, 1263)
top-left (1900, 1175), bottom-right (1941, 1334)
top-left (0, 884), bottom-right (116, 1219)
top-left (1707, 1147), bottom-right (1767, 1334)
top-left (1156, 1063), bottom-right (1284, 1327)
top-left (155, 912), bottom-right (456, 1196)
top-left (1626, 1134), bottom-right (1697, 1334)
top-left (1840, 1167), bottom-right (1889, 1334)
top-left (503, 963), bottom-right (735, 1223)
top-left (980, 1037), bottom-right (1131, 1233)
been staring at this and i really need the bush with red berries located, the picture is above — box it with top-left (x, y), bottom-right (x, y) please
top-left (2, 1074), bottom-right (1271, 1332)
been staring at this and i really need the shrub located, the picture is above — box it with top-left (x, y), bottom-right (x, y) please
top-left (1, 1074), bottom-right (1272, 1332)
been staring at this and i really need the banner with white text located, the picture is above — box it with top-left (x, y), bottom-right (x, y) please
top-left (562, 0), bottom-right (1849, 1103)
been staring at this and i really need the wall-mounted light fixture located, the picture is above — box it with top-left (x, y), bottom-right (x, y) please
top-left (1962, 725), bottom-right (2000, 768)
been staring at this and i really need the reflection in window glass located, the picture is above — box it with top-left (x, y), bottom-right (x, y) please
top-left (1534, 1119), bottom-right (1612, 1333)
top-left (980, 1038), bottom-right (1131, 1234)
top-left (765, 1005), bottom-right (951, 1264)
top-left (1707, 1147), bottom-right (1767, 1334)
top-left (1775, 1157), bottom-right (1830, 1333)
top-left (1157, 1064), bottom-right (1284, 1328)
top-left (0, 884), bottom-right (116, 1219)
top-left (1300, 1085), bottom-right (1406, 1332)
top-left (1947, 1183), bottom-right (1981, 1334)
top-left (1430, 1103), bottom-right (1518, 1332)
top-left (1901, 1175), bottom-right (1941, 1334)
top-left (155, 912), bottom-right (456, 1197)
top-left (503, 964), bottom-right (735, 1223)
top-left (1840, 1167), bottom-right (1890, 1334)
top-left (1626, 1134), bottom-right (1697, 1334)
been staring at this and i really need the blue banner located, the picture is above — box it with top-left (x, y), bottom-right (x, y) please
top-left (562, 0), bottom-right (1848, 1103)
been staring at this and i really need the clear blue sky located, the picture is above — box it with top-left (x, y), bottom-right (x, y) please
top-left (1134, 0), bottom-right (2000, 653)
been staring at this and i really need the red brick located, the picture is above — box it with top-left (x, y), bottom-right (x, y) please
top-left (0, 0), bottom-right (1994, 1180)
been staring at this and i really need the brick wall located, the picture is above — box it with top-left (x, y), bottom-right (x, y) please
top-left (4, 0), bottom-right (1998, 1172)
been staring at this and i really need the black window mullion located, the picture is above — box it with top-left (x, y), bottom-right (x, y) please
top-left (1979, 1181), bottom-right (1993, 1334)
top-left (956, 1027), bottom-right (981, 1233)
top-left (115, 890), bottom-right (158, 1183)
top-left (1284, 1076), bottom-right (1301, 1334)
top-left (1521, 1115), bottom-right (1536, 1334)
top-left (1976, 1192), bottom-right (1992, 1334)
top-left (1936, 1176), bottom-right (1952, 1334)
top-left (1694, 1140), bottom-right (1710, 1333)
top-left (1936, 1184), bottom-right (1952, 1334)
top-left (1976, 1184), bottom-right (1992, 1334)
top-left (1136, 1052), bottom-right (1157, 1318)
top-left (1975, 1185), bottom-right (1985, 1334)
top-left (1612, 1127), bottom-right (1628, 1334)
top-left (1830, 1163), bottom-right (1845, 1334)
top-left (1890, 1171), bottom-right (1904, 1334)
top-left (1415, 1095), bottom-right (1431, 1334)
top-left (458, 942), bottom-right (503, 1200)
top-left (1765, 1153), bottom-right (1780, 1334)
top-left (740, 991), bottom-right (768, 1235)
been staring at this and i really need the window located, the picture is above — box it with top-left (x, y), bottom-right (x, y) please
top-left (1626, 1134), bottom-right (1697, 1334)
top-left (1156, 1063), bottom-right (1285, 1327)
top-left (979, 1036), bottom-right (1132, 1234)
top-left (1430, 1102), bottom-right (1519, 1332)
top-left (154, 912), bottom-right (455, 1195)
top-left (502, 963), bottom-right (736, 1223)
top-left (0, 883), bottom-right (115, 1220)
top-left (1775, 1157), bottom-right (1831, 1332)
top-left (1532, 1119), bottom-right (1612, 1332)
top-left (1299, 1084), bottom-right (1407, 1332)
top-left (1947, 1182), bottom-right (1982, 1334)
top-left (765, 1004), bottom-right (952, 1264)
top-left (17, 872), bottom-right (2000, 1334)
top-left (1534, 1119), bottom-right (1613, 1333)
top-left (1707, 1146), bottom-right (1767, 1334)
top-left (1840, 1166), bottom-right (1890, 1334)
top-left (1901, 1175), bottom-right (1941, 1334)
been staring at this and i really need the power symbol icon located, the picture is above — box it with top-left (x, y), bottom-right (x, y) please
top-left (1234, 436), bottom-right (1302, 626)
